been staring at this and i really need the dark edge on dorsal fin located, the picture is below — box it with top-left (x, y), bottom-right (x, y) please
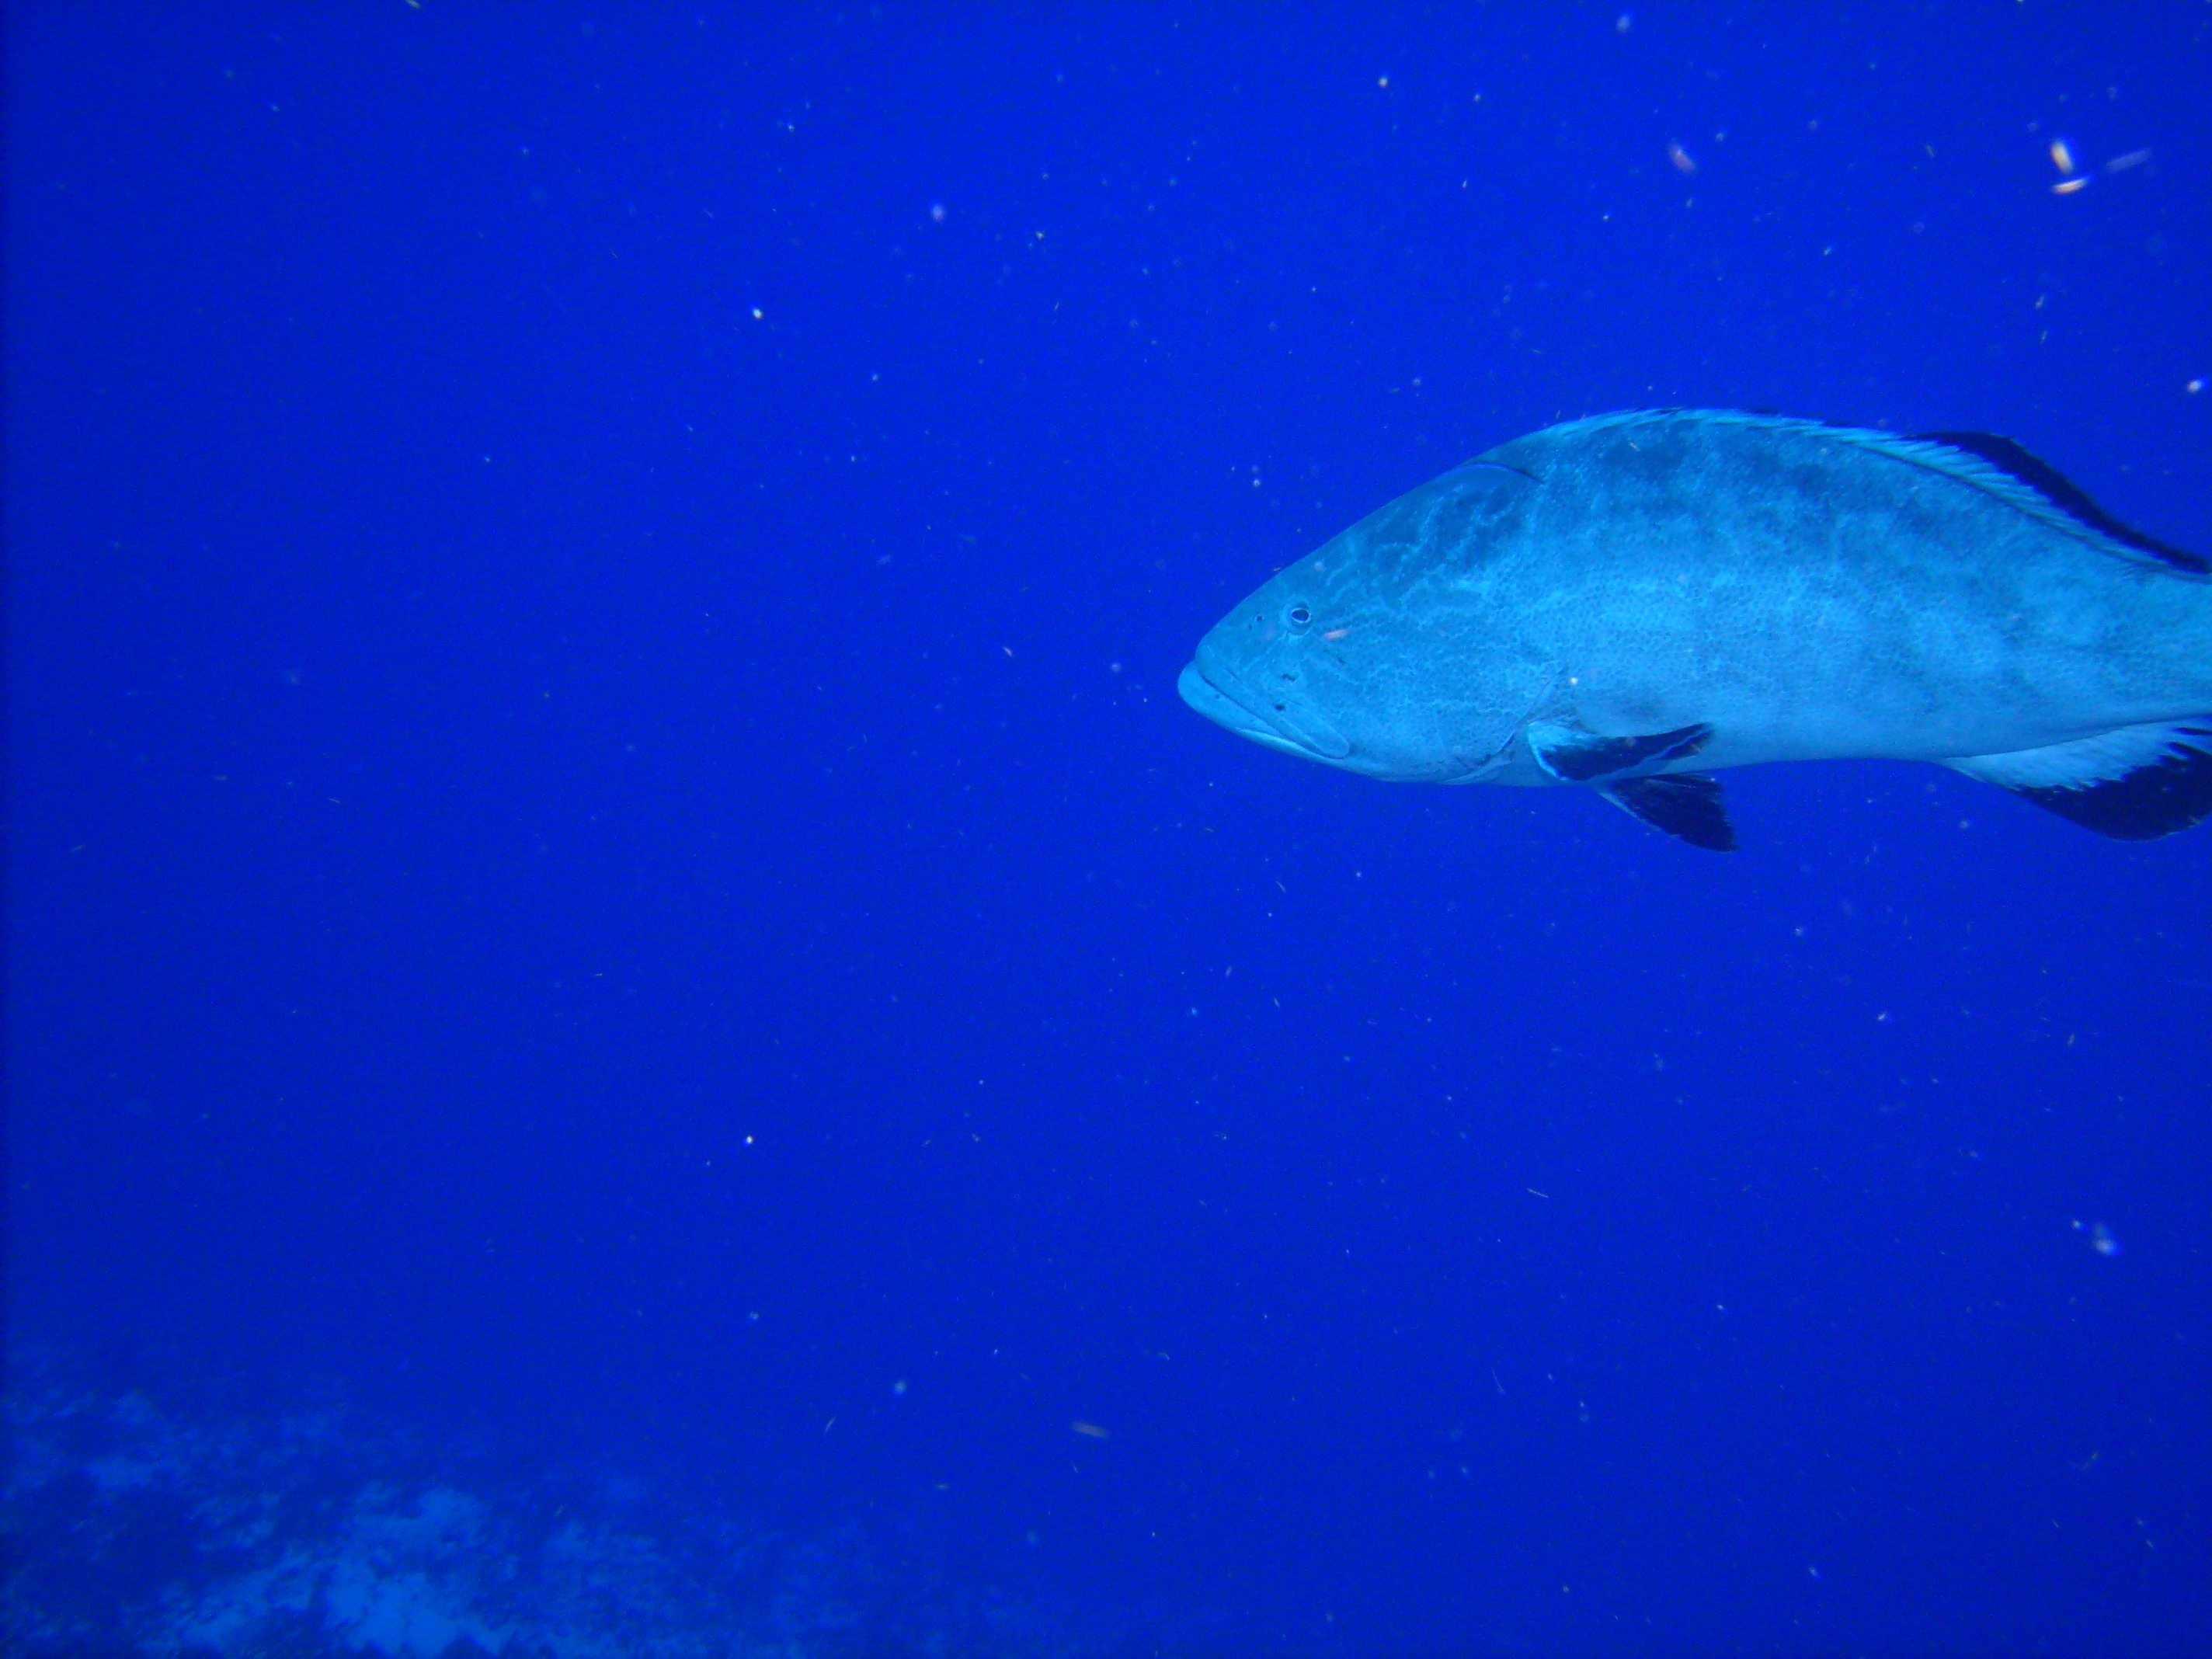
top-left (1912, 430), bottom-right (2208, 576)
top-left (1604, 773), bottom-right (1737, 850)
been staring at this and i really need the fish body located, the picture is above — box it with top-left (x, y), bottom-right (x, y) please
top-left (1179, 410), bottom-right (2212, 848)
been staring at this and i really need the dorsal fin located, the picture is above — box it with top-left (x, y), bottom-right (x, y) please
top-left (1506, 409), bottom-right (2207, 575)
top-left (1912, 430), bottom-right (2207, 576)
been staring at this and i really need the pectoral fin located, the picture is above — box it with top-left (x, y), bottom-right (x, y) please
top-left (1602, 774), bottom-right (1738, 850)
top-left (1528, 720), bottom-right (1714, 784)
top-left (1946, 721), bottom-right (2212, 839)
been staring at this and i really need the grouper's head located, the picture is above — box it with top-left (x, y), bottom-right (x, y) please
top-left (1179, 461), bottom-right (1540, 783)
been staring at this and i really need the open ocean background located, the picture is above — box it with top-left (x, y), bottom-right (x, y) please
top-left (8, 5), bottom-right (2210, 1654)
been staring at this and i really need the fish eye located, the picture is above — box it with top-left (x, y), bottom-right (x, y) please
top-left (1285, 603), bottom-right (1313, 633)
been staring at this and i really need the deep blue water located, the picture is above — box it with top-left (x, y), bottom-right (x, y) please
top-left (7, 5), bottom-right (2210, 1654)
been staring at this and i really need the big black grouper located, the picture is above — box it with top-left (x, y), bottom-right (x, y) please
top-left (1179, 409), bottom-right (2211, 850)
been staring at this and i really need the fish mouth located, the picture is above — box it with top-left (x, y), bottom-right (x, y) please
top-left (1177, 659), bottom-right (1353, 761)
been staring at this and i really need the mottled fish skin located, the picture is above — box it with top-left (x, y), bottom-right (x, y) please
top-left (1178, 410), bottom-right (2212, 847)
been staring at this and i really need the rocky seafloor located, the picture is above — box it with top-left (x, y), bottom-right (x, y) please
top-left (3, 1344), bottom-right (1184, 1659)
